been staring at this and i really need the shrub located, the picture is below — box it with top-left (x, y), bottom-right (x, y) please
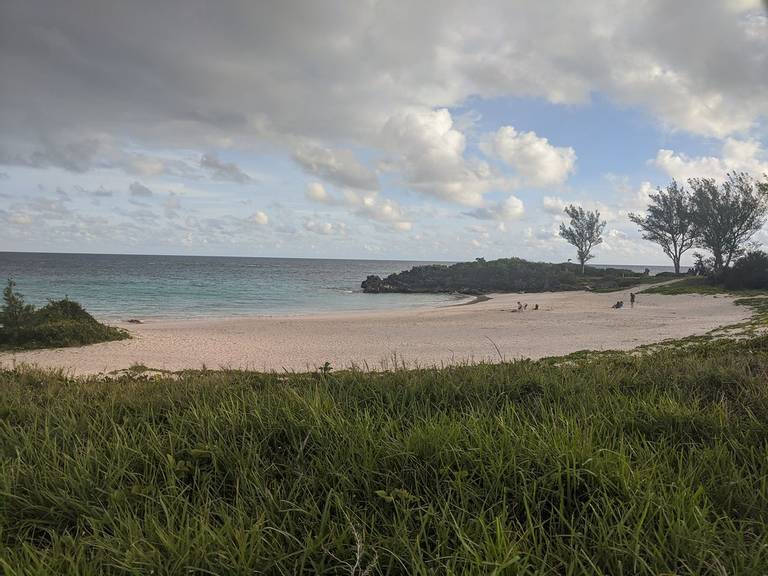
top-left (0, 279), bottom-right (129, 350)
top-left (724, 251), bottom-right (768, 290)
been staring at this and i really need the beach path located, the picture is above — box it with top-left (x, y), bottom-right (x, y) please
top-left (0, 289), bottom-right (751, 375)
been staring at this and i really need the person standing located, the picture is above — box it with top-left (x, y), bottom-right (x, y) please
top-left (630, 292), bottom-right (636, 308)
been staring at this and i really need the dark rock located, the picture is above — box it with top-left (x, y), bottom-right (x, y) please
top-left (127, 319), bottom-right (143, 324)
top-left (361, 275), bottom-right (384, 293)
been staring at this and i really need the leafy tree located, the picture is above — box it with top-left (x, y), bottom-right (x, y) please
top-left (0, 278), bottom-right (35, 335)
top-left (688, 172), bottom-right (768, 273)
top-left (559, 205), bottom-right (606, 274)
top-left (628, 180), bottom-right (696, 274)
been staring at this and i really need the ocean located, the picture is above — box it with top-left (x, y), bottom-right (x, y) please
top-left (0, 252), bottom-right (466, 320)
top-left (0, 252), bottom-right (677, 320)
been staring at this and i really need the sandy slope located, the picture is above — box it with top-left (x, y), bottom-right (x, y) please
top-left (0, 289), bottom-right (751, 375)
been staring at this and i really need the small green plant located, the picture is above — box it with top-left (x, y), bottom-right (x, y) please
top-left (0, 278), bottom-right (129, 350)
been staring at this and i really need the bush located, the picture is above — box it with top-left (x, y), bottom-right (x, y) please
top-left (361, 257), bottom-right (656, 294)
top-left (724, 251), bottom-right (768, 290)
top-left (0, 279), bottom-right (129, 350)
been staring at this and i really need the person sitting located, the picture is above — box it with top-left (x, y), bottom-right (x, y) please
top-left (517, 301), bottom-right (523, 311)
top-left (612, 300), bottom-right (624, 309)
top-left (534, 304), bottom-right (539, 310)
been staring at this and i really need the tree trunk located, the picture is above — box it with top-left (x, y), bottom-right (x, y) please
top-left (673, 256), bottom-right (680, 275)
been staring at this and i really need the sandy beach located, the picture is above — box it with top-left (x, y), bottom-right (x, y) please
top-left (0, 288), bottom-right (751, 375)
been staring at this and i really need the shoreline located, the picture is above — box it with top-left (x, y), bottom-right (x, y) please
top-left (0, 289), bottom-right (750, 375)
top-left (93, 292), bottom-right (477, 324)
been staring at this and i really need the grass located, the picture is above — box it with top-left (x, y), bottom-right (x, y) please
top-left (3, 335), bottom-right (768, 574)
top-left (641, 276), bottom-right (768, 297)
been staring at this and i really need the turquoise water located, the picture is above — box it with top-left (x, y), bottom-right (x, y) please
top-left (0, 252), bottom-right (467, 320)
top-left (0, 253), bottom-right (678, 320)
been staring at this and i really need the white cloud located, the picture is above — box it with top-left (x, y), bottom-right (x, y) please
top-left (464, 195), bottom-right (525, 221)
top-left (653, 138), bottom-right (768, 182)
top-left (294, 143), bottom-right (378, 190)
top-left (485, 126), bottom-right (576, 187)
top-left (251, 211), bottom-right (269, 225)
top-left (381, 108), bottom-right (501, 206)
top-left (303, 219), bottom-right (347, 236)
top-left (542, 196), bottom-right (567, 214)
top-left (306, 182), bottom-right (332, 203)
top-left (305, 183), bottom-right (412, 230)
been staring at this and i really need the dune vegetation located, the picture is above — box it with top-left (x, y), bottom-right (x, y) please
top-left (361, 258), bottom-right (661, 295)
top-left (0, 279), bottom-right (128, 351)
top-left (3, 322), bottom-right (768, 574)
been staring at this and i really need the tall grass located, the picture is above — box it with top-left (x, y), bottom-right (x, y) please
top-left (2, 337), bottom-right (768, 574)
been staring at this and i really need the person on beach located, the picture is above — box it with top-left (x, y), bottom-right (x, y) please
top-left (630, 292), bottom-right (636, 308)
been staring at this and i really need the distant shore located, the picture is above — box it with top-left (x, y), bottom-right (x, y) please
top-left (0, 287), bottom-right (750, 375)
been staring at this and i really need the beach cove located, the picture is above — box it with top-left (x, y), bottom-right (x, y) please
top-left (1, 288), bottom-right (750, 375)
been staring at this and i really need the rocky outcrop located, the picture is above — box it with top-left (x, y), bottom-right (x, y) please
top-left (361, 258), bottom-right (648, 295)
top-left (361, 275), bottom-right (408, 293)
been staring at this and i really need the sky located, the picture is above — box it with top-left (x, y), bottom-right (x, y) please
top-left (0, 0), bottom-right (767, 265)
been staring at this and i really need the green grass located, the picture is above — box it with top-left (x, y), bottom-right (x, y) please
top-left (4, 336), bottom-right (768, 574)
top-left (641, 276), bottom-right (768, 297)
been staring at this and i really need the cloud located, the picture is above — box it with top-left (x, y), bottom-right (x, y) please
top-left (381, 108), bottom-right (501, 206)
top-left (351, 193), bottom-right (412, 230)
top-left (8, 212), bottom-right (33, 226)
top-left (484, 126), bottom-right (576, 187)
top-left (129, 181), bottom-right (153, 197)
top-left (305, 182), bottom-right (412, 230)
top-left (306, 182), bottom-right (333, 204)
top-left (542, 196), bottom-right (567, 214)
top-left (251, 210), bottom-right (269, 225)
top-left (0, 134), bottom-right (195, 176)
top-left (76, 185), bottom-right (113, 198)
top-left (200, 153), bottom-right (253, 184)
top-left (653, 138), bottom-right (768, 181)
top-left (303, 219), bottom-right (347, 236)
top-left (3, 0), bottom-right (763, 163)
top-left (164, 193), bottom-right (181, 218)
top-left (464, 195), bottom-right (525, 221)
top-left (294, 144), bottom-right (379, 190)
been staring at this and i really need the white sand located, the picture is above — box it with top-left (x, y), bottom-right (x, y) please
top-left (0, 289), bottom-right (751, 375)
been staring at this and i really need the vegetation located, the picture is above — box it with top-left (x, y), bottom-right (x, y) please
top-left (2, 332), bottom-right (768, 574)
top-left (0, 279), bottom-right (128, 350)
top-left (688, 172), bottom-right (768, 273)
top-left (724, 250), bottom-right (768, 290)
top-left (362, 258), bottom-right (659, 294)
top-left (628, 180), bottom-right (696, 274)
top-left (558, 205), bottom-right (606, 274)
top-left (642, 251), bottom-right (768, 296)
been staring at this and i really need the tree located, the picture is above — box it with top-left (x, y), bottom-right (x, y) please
top-left (688, 172), bottom-right (768, 273)
top-left (1, 278), bottom-right (35, 335)
top-left (628, 180), bottom-right (696, 274)
top-left (559, 205), bottom-right (606, 274)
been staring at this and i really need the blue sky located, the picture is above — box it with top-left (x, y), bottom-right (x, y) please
top-left (1, 0), bottom-right (766, 266)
